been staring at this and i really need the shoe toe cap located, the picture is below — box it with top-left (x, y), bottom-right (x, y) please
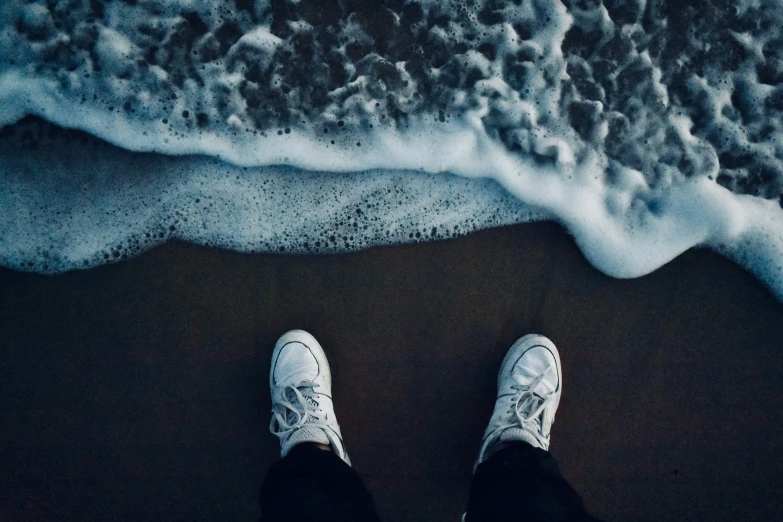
top-left (273, 341), bottom-right (320, 385)
top-left (512, 345), bottom-right (559, 393)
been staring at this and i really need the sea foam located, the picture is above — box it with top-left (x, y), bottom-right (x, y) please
top-left (1, 0), bottom-right (783, 300)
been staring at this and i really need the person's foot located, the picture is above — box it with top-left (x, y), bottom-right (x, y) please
top-left (269, 329), bottom-right (350, 465)
top-left (475, 334), bottom-right (562, 468)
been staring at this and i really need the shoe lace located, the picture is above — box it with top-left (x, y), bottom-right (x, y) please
top-left (499, 372), bottom-right (556, 448)
top-left (269, 380), bottom-right (329, 438)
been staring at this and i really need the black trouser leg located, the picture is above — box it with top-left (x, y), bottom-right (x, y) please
top-left (465, 442), bottom-right (601, 522)
top-left (259, 443), bottom-right (380, 522)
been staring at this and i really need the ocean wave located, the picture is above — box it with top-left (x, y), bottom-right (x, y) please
top-left (1, 0), bottom-right (782, 300)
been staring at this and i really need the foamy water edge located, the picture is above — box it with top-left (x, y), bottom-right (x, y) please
top-left (1, 0), bottom-right (782, 301)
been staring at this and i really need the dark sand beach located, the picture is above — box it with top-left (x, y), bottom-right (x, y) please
top-left (1, 222), bottom-right (781, 521)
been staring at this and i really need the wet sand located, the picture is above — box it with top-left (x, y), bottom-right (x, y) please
top-left (1, 222), bottom-right (781, 522)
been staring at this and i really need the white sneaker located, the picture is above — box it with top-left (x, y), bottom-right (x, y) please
top-left (475, 334), bottom-right (562, 469)
top-left (269, 329), bottom-right (350, 465)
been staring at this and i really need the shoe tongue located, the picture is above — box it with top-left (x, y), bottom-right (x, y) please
top-left (500, 428), bottom-right (542, 449)
top-left (516, 392), bottom-right (544, 416)
top-left (281, 426), bottom-right (331, 456)
top-left (284, 389), bottom-right (319, 422)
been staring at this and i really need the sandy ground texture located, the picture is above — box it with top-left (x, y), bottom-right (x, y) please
top-left (1, 222), bottom-right (782, 522)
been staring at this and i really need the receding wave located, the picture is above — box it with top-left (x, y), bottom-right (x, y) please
top-left (1, 0), bottom-right (782, 300)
